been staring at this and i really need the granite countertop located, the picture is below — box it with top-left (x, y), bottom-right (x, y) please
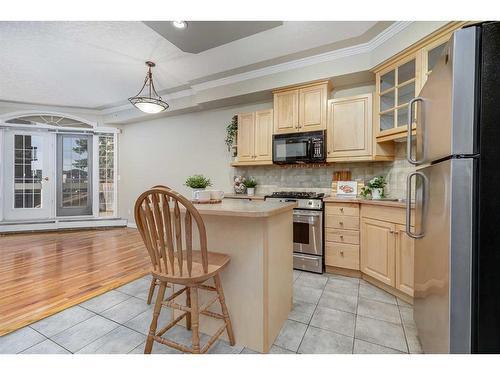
top-left (187, 199), bottom-right (297, 218)
top-left (323, 196), bottom-right (414, 208)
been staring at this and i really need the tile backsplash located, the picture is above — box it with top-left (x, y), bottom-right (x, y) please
top-left (233, 143), bottom-right (415, 199)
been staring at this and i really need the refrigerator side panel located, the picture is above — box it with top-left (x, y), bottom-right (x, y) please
top-left (476, 21), bottom-right (500, 353)
top-left (449, 158), bottom-right (474, 354)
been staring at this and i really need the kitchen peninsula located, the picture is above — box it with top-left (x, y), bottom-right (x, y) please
top-left (173, 199), bottom-right (296, 353)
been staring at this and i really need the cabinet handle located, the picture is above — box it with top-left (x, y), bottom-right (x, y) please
top-left (340, 208), bottom-right (344, 212)
top-left (339, 221), bottom-right (344, 225)
top-left (340, 250), bottom-right (344, 256)
top-left (339, 235), bottom-right (344, 239)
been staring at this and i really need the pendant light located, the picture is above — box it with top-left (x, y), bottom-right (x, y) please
top-left (128, 61), bottom-right (169, 114)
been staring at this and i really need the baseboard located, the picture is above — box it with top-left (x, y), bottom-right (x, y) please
top-left (325, 266), bottom-right (362, 278)
top-left (0, 218), bottom-right (127, 234)
top-left (126, 222), bottom-right (137, 229)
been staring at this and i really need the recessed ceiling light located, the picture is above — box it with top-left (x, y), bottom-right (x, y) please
top-left (172, 21), bottom-right (187, 29)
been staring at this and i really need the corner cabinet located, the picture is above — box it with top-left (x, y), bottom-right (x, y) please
top-left (373, 22), bottom-right (467, 143)
top-left (360, 205), bottom-right (415, 297)
top-left (233, 109), bottom-right (273, 166)
top-left (273, 81), bottom-right (331, 135)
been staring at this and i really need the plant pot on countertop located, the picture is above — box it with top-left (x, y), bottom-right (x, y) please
top-left (371, 188), bottom-right (383, 200)
top-left (247, 187), bottom-right (255, 196)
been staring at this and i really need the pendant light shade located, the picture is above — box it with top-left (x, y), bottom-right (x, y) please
top-left (129, 61), bottom-right (169, 114)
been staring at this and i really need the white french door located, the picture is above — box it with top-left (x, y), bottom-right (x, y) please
top-left (3, 129), bottom-right (55, 220)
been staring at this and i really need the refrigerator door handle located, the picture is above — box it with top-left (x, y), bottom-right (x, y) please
top-left (407, 97), bottom-right (424, 165)
top-left (406, 171), bottom-right (427, 239)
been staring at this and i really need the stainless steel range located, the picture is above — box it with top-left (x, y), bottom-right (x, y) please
top-left (265, 191), bottom-right (324, 273)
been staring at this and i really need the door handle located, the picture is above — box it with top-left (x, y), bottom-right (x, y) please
top-left (405, 171), bottom-right (427, 239)
top-left (407, 97), bottom-right (424, 165)
top-left (43, 177), bottom-right (49, 182)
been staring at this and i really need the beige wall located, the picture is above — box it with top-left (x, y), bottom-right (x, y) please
top-left (117, 101), bottom-right (272, 222)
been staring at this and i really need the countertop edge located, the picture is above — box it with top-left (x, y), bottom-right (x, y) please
top-left (323, 197), bottom-right (414, 208)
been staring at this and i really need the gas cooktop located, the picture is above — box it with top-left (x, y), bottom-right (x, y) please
top-left (266, 191), bottom-right (325, 199)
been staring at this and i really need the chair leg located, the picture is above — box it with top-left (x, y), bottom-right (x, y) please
top-left (146, 277), bottom-right (157, 305)
top-left (144, 281), bottom-right (167, 354)
top-left (190, 286), bottom-right (200, 354)
top-left (185, 287), bottom-right (192, 330)
top-left (214, 274), bottom-right (235, 346)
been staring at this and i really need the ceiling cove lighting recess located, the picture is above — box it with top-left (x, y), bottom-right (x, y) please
top-left (128, 61), bottom-right (169, 114)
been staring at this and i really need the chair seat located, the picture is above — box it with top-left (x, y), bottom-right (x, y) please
top-left (152, 250), bottom-right (230, 285)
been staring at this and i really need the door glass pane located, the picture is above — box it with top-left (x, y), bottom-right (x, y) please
top-left (397, 106), bottom-right (409, 127)
top-left (428, 43), bottom-right (447, 73)
top-left (99, 135), bottom-right (115, 217)
top-left (397, 82), bottom-right (415, 107)
top-left (380, 111), bottom-right (395, 131)
top-left (13, 134), bottom-right (43, 209)
top-left (61, 136), bottom-right (89, 208)
top-left (398, 59), bottom-right (416, 84)
top-left (380, 70), bottom-right (395, 91)
top-left (380, 90), bottom-right (395, 112)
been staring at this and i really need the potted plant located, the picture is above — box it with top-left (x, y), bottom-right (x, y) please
top-left (225, 115), bottom-right (238, 156)
top-left (185, 174), bottom-right (212, 200)
top-left (243, 177), bottom-right (258, 196)
top-left (361, 176), bottom-right (387, 200)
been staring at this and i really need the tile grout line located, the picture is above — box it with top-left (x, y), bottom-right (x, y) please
top-left (26, 325), bottom-right (73, 354)
top-left (351, 282), bottom-right (360, 353)
top-left (397, 303), bottom-right (411, 354)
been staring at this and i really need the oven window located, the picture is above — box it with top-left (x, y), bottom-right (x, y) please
top-left (293, 221), bottom-right (310, 245)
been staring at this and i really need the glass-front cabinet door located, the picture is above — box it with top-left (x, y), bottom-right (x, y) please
top-left (375, 55), bottom-right (418, 141)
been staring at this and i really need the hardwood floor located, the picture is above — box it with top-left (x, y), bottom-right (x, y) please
top-left (0, 228), bottom-right (151, 336)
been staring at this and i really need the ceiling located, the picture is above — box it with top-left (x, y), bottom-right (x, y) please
top-left (0, 21), bottom-right (387, 109)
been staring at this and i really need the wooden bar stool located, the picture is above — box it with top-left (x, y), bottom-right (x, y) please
top-left (135, 187), bottom-right (235, 354)
top-left (145, 184), bottom-right (171, 305)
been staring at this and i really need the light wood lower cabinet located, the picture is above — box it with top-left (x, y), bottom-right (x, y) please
top-left (360, 217), bottom-right (396, 286)
top-left (359, 206), bottom-right (415, 297)
top-left (325, 202), bottom-right (360, 271)
top-left (395, 224), bottom-right (415, 296)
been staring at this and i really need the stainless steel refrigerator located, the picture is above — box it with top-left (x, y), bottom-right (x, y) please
top-left (406, 22), bottom-right (500, 354)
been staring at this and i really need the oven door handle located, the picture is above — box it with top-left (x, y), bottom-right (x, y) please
top-left (293, 216), bottom-right (318, 224)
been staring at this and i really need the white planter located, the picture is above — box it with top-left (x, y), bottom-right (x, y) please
top-left (371, 188), bottom-right (383, 200)
top-left (247, 187), bottom-right (255, 196)
top-left (192, 188), bottom-right (211, 202)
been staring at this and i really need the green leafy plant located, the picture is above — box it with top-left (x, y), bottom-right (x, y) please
top-left (225, 115), bottom-right (238, 152)
top-left (243, 177), bottom-right (257, 188)
top-left (185, 175), bottom-right (212, 189)
top-left (360, 176), bottom-right (387, 198)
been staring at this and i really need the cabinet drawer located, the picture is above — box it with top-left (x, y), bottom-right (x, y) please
top-left (325, 203), bottom-right (359, 217)
top-left (325, 228), bottom-right (359, 245)
top-left (325, 214), bottom-right (359, 230)
top-left (325, 242), bottom-right (360, 270)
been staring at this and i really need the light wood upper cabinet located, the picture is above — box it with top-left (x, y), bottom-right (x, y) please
top-left (254, 109), bottom-right (273, 161)
top-left (235, 110), bottom-right (273, 165)
top-left (372, 22), bottom-right (465, 143)
top-left (327, 94), bottom-right (372, 161)
top-left (360, 217), bottom-right (396, 286)
top-left (273, 81), bottom-right (330, 134)
top-left (298, 84), bottom-right (328, 132)
top-left (237, 112), bottom-right (255, 162)
top-left (395, 223), bottom-right (415, 296)
top-left (273, 90), bottom-right (298, 134)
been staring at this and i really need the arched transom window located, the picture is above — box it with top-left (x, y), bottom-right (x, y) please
top-left (6, 115), bottom-right (93, 129)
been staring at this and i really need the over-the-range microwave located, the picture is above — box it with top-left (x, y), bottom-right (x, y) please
top-left (272, 130), bottom-right (325, 164)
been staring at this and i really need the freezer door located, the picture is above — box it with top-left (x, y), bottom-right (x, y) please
top-left (415, 27), bottom-right (477, 164)
top-left (414, 158), bottom-right (473, 353)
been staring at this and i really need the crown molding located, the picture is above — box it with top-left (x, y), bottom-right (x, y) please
top-left (93, 21), bottom-right (415, 117)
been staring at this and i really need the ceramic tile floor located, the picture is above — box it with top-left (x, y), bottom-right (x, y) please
top-left (0, 271), bottom-right (422, 354)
